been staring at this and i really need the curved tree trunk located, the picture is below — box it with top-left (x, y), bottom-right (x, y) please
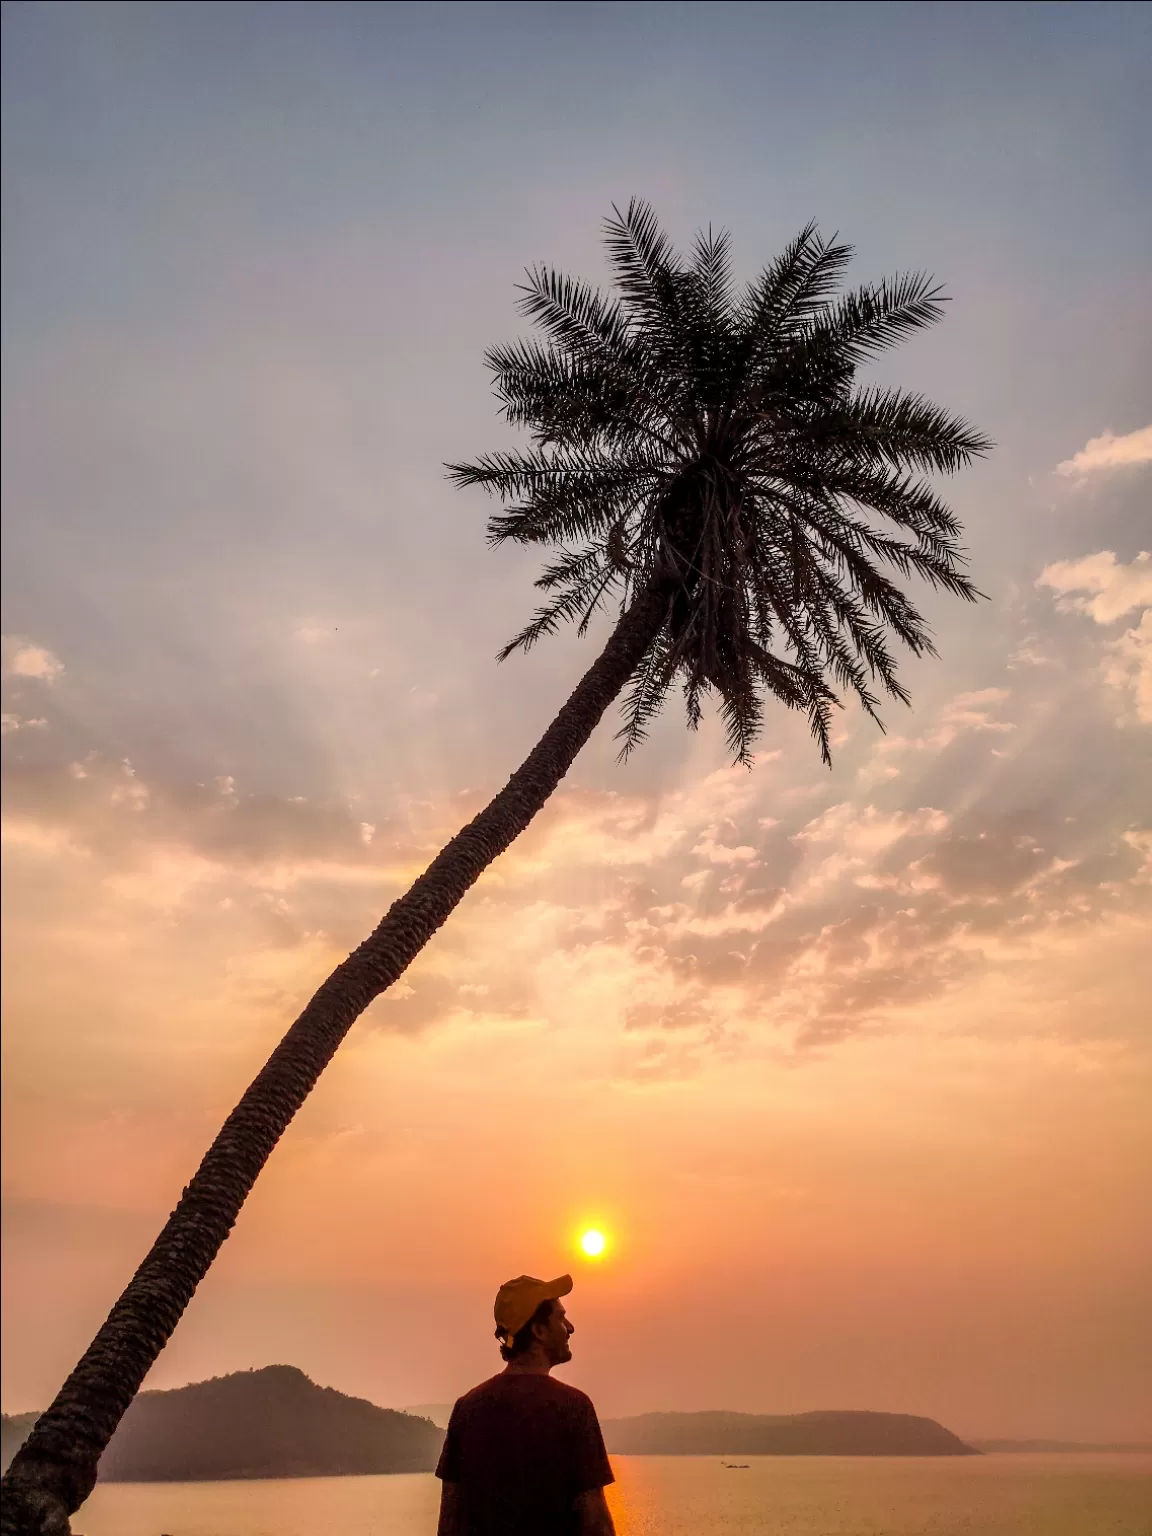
top-left (0, 582), bottom-right (671, 1536)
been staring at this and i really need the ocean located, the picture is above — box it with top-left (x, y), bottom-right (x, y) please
top-left (73, 1452), bottom-right (1152, 1535)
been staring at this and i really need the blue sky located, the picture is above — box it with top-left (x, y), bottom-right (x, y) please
top-left (4, 1), bottom-right (1149, 799)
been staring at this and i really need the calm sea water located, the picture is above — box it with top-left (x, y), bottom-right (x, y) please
top-left (73, 1454), bottom-right (1152, 1536)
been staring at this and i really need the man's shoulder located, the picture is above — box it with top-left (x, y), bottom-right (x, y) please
top-left (454, 1373), bottom-right (597, 1412)
top-left (538, 1375), bottom-right (597, 1411)
top-left (453, 1374), bottom-right (504, 1408)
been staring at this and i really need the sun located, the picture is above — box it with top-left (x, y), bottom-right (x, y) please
top-left (579, 1228), bottom-right (607, 1259)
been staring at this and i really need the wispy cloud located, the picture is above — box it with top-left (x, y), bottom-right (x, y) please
top-left (1038, 551), bottom-right (1152, 722)
top-left (7, 675), bottom-right (1147, 1075)
top-left (1037, 550), bottom-right (1152, 624)
top-left (1055, 424), bottom-right (1152, 480)
top-left (1102, 611), bottom-right (1152, 724)
top-left (1, 637), bottom-right (65, 684)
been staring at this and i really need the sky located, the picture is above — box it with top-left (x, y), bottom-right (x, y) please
top-left (2, 0), bottom-right (1150, 1443)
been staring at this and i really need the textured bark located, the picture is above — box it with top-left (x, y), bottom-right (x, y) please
top-left (0, 583), bottom-right (671, 1536)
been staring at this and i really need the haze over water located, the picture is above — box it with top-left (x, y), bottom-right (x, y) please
top-left (72, 1457), bottom-right (1152, 1536)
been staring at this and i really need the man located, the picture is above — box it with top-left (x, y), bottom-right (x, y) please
top-left (436, 1273), bottom-right (616, 1535)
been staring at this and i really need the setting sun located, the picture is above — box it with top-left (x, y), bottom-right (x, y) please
top-left (579, 1229), bottom-right (607, 1259)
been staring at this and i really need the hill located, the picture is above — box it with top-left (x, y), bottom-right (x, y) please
top-left (402, 1402), bottom-right (454, 1429)
top-left (1, 1414), bottom-right (38, 1476)
top-left (602, 1409), bottom-right (976, 1456)
top-left (3, 1380), bottom-right (980, 1478)
top-left (3, 1366), bottom-right (444, 1482)
top-left (970, 1438), bottom-right (1152, 1454)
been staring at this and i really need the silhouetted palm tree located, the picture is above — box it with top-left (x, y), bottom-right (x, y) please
top-left (0, 203), bottom-right (988, 1533)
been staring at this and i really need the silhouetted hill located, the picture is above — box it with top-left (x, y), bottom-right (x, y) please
top-left (603, 1409), bottom-right (976, 1456)
top-left (970, 1438), bottom-right (1152, 1454)
top-left (3, 1367), bottom-right (444, 1482)
top-left (1, 1414), bottom-right (38, 1475)
top-left (402, 1402), bottom-right (454, 1429)
top-left (2, 1382), bottom-right (981, 1478)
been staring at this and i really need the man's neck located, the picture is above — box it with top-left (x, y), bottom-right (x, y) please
top-left (502, 1349), bottom-right (554, 1376)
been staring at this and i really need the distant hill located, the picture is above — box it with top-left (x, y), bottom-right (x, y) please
top-left (3, 1379), bottom-right (985, 1479)
top-left (602, 1409), bottom-right (976, 1456)
top-left (1, 1414), bottom-right (38, 1475)
top-left (402, 1402), bottom-right (454, 1429)
top-left (3, 1366), bottom-right (444, 1482)
top-left (970, 1438), bottom-right (1152, 1454)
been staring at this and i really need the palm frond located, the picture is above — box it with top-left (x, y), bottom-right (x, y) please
top-left (516, 267), bottom-right (634, 362)
top-left (802, 272), bottom-right (948, 368)
top-left (823, 385), bottom-right (993, 474)
top-left (690, 224), bottom-right (734, 320)
top-left (602, 199), bottom-right (691, 360)
top-left (738, 226), bottom-right (853, 357)
top-left (615, 627), bottom-right (675, 758)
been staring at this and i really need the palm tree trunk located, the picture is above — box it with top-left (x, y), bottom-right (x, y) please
top-left (0, 581), bottom-right (671, 1536)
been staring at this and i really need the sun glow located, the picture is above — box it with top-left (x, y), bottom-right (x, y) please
top-left (579, 1228), bottom-right (607, 1259)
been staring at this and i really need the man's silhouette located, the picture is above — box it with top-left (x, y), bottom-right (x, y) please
top-left (436, 1274), bottom-right (616, 1535)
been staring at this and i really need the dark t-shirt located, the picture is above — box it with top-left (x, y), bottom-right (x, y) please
top-left (435, 1372), bottom-right (614, 1535)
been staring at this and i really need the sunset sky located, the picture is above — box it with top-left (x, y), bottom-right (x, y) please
top-left (2, 1), bottom-right (1150, 1443)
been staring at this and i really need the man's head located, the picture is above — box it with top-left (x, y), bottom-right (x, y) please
top-left (494, 1274), bottom-right (575, 1366)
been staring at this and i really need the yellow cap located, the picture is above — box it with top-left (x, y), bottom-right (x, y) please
top-left (493, 1274), bottom-right (573, 1338)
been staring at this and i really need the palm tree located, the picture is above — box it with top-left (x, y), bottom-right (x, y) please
top-left (0, 202), bottom-right (988, 1534)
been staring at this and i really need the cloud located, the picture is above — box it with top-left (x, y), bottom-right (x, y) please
top-left (3, 637), bottom-right (1150, 1080)
top-left (1056, 425), bottom-right (1152, 479)
top-left (792, 801), bottom-right (949, 859)
top-left (1, 715), bottom-right (48, 737)
top-left (858, 688), bottom-right (1015, 785)
top-left (2, 637), bottom-right (65, 684)
top-left (1101, 610), bottom-right (1152, 724)
top-left (691, 834), bottom-right (758, 866)
top-left (1037, 550), bottom-right (1152, 624)
top-left (1, 755), bottom-right (413, 892)
top-left (1038, 551), bottom-right (1152, 722)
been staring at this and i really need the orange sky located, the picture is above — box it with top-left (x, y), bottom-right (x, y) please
top-left (3, 0), bottom-right (1151, 1447)
top-left (4, 678), bottom-right (1151, 1438)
